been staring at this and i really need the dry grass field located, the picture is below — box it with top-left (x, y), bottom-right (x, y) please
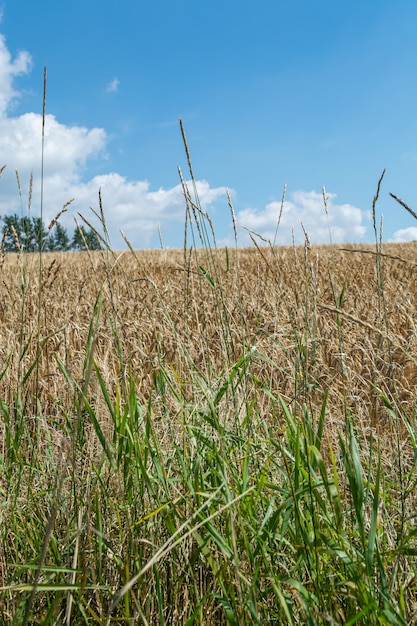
top-left (1, 235), bottom-right (417, 623)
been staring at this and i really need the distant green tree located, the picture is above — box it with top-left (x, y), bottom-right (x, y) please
top-left (31, 216), bottom-right (48, 252)
top-left (2, 215), bottom-right (102, 252)
top-left (2, 214), bottom-right (48, 252)
top-left (72, 225), bottom-right (102, 251)
top-left (47, 222), bottom-right (71, 251)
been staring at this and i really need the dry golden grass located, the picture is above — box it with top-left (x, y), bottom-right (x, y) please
top-left (1, 242), bottom-right (417, 461)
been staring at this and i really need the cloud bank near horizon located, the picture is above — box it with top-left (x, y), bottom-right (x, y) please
top-left (1, 31), bottom-right (405, 249)
top-left (232, 190), bottom-right (370, 247)
top-left (388, 227), bottom-right (417, 243)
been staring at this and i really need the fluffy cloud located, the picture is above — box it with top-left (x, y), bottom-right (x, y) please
top-left (0, 112), bottom-right (107, 174)
top-left (106, 78), bottom-right (120, 93)
top-left (67, 175), bottom-right (228, 248)
top-left (0, 34), bottom-right (32, 115)
top-left (389, 227), bottom-right (417, 243)
top-left (234, 190), bottom-right (369, 246)
top-left (0, 110), bottom-right (108, 235)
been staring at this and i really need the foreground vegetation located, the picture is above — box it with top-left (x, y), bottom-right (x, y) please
top-left (1, 176), bottom-right (417, 624)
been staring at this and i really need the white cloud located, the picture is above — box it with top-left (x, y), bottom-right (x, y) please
top-left (67, 175), bottom-right (227, 248)
top-left (106, 78), bottom-right (120, 93)
top-left (389, 227), bottom-right (417, 243)
top-left (0, 112), bottom-right (106, 174)
top-left (0, 34), bottom-right (32, 115)
top-left (0, 111), bottom-right (108, 232)
top-left (234, 190), bottom-right (369, 246)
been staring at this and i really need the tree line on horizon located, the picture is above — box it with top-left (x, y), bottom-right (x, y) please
top-left (0, 214), bottom-right (101, 252)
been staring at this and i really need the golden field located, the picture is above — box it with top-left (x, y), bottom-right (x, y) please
top-left (1, 240), bottom-right (417, 624)
top-left (1, 243), bottom-right (417, 442)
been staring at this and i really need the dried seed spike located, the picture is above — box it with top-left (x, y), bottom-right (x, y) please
top-left (42, 66), bottom-right (47, 133)
top-left (96, 188), bottom-right (110, 240)
top-left (15, 168), bottom-right (21, 196)
top-left (243, 226), bottom-right (269, 244)
top-left (273, 182), bottom-right (287, 246)
top-left (301, 223), bottom-right (311, 249)
top-left (99, 188), bottom-right (105, 223)
top-left (178, 167), bottom-right (193, 215)
top-left (28, 171), bottom-right (33, 211)
top-left (11, 225), bottom-right (22, 252)
top-left (47, 199), bottom-right (74, 230)
top-left (278, 181), bottom-right (287, 225)
top-left (0, 227), bottom-right (7, 269)
top-left (177, 164), bottom-right (185, 185)
top-left (179, 118), bottom-right (194, 180)
top-left (226, 189), bottom-right (237, 241)
top-left (63, 198), bottom-right (74, 210)
top-left (157, 224), bottom-right (164, 249)
top-left (389, 192), bottom-right (417, 221)
top-left (322, 186), bottom-right (329, 215)
top-left (120, 229), bottom-right (135, 252)
top-left (372, 169), bottom-right (385, 237)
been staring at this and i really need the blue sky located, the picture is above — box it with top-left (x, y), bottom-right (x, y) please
top-left (0, 1), bottom-right (416, 248)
